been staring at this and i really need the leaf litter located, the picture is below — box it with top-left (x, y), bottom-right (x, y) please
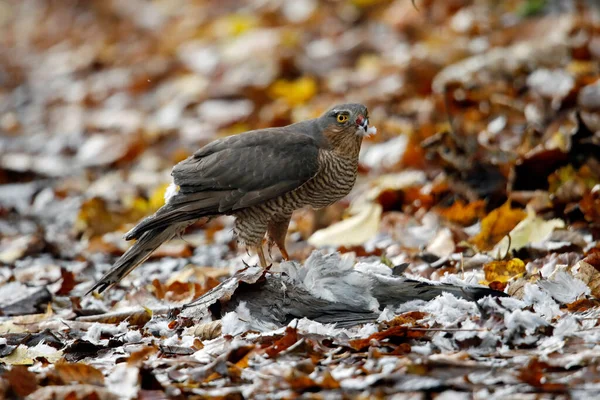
top-left (0, 0), bottom-right (600, 398)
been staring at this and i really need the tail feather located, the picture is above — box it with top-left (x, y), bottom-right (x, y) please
top-left (86, 222), bottom-right (189, 294)
top-left (125, 192), bottom-right (222, 240)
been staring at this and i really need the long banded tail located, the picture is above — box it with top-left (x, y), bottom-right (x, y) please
top-left (86, 222), bottom-right (189, 294)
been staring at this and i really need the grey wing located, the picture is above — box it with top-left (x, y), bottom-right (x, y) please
top-left (125, 130), bottom-right (320, 240)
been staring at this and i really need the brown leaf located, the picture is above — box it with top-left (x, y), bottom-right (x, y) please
top-left (57, 269), bottom-right (76, 296)
top-left (518, 358), bottom-right (567, 392)
top-left (264, 326), bottom-right (299, 358)
top-left (319, 371), bottom-right (341, 390)
top-left (488, 281), bottom-right (508, 292)
top-left (386, 311), bottom-right (428, 327)
top-left (286, 370), bottom-right (317, 392)
top-left (6, 366), bottom-right (38, 397)
top-left (583, 250), bottom-right (600, 272)
top-left (55, 362), bottom-right (104, 386)
top-left (566, 298), bottom-right (600, 312)
top-left (580, 191), bottom-right (600, 222)
top-left (127, 346), bottom-right (158, 367)
top-left (77, 308), bottom-right (152, 327)
top-left (348, 326), bottom-right (426, 351)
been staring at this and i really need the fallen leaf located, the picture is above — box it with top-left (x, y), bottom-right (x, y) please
top-left (437, 199), bottom-right (486, 226)
top-left (348, 326), bottom-right (425, 351)
top-left (57, 269), bottom-right (76, 296)
top-left (482, 258), bottom-right (526, 285)
top-left (519, 358), bottom-right (567, 392)
top-left (264, 327), bottom-right (299, 358)
top-left (55, 362), bottom-right (105, 386)
top-left (469, 201), bottom-right (527, 251)
top-left (492, 209), bottom-right (565, 257)
top-left (5, 366), bottom-right (38, 397)
top-left (188, 320), bottom-right (222, 340)
top-left (308, 203), bottom-right (382, 247)
top-left (268, 77), bottom-right (317, 106)
top-left (566, 298), bottom-right (600, 312)
top-left (0, 344), bottom-right (63, 365)
top-left (127, 346), bottom-right (158, 367)
top-left (386, 311), bottom-right (428, 327)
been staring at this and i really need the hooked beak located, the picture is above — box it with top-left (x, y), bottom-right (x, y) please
top-left (356, 115), bottom-right (377, 137)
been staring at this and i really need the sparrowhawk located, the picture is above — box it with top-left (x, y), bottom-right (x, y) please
top-left (88, 103), bottom-right (375, 293)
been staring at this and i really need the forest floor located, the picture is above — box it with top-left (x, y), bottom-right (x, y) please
top-left (1, 0), bottom-right (600, 398)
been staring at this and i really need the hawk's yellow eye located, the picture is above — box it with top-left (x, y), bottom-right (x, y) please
top-left (336, 114), bottom-right (348, 123)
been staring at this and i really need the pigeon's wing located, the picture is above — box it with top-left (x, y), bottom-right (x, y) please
top-left (125, 130), bottom-right (320, 240)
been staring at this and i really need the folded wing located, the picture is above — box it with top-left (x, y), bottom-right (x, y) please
top-left (125, 130), bottom-right (320, 240)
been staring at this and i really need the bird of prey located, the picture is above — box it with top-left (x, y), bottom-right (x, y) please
top-left (88, 103), bottom-right (376, 293)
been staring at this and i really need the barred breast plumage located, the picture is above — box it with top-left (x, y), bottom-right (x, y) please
top-left (234, 149), bottom-right (359, 247)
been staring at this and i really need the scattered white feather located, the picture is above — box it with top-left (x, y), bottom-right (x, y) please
top-left (504, 309), bottom-right (548, 337)
top-left (222, 302), bottom-right (279, 335)
top-left (420, 293), bottom-right (478, 326)
top-left (82, 321), bottom-right (129, 345)
top-left (522, 283), bottom-right (562, 322)
top-left (107, 364), bottom-right (140, 399)
top-left (124, 329), bottom-right (143, 343)
top-left (538, 271), bottom-right (590, 304)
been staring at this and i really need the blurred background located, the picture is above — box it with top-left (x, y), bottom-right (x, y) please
top-left (0, 0), bottom-right (599, 294)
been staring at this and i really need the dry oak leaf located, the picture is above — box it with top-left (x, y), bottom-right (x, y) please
top-left (469, 201), bottom-right (527, 251)
top-left (572, 261), bottom-right (600, 299)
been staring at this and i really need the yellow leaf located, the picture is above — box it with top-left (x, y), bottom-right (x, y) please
top-left (482, 258), bottom-right (526, 285)
top-left (213, 14), bottom-right (257, 37)
top-left (268, 77), bottom-right (317, 106)
top-left (148, 183), bottom-right (171, 211)
top-left (469, 201), bottom-right (527, 251)
top-left (351, 0), bottom-right (385, 7)
top-left (492, 208), bottom-right (564, 258)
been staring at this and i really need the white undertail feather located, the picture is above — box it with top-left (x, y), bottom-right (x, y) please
top-left (164, 182), bottom-right (179, 204)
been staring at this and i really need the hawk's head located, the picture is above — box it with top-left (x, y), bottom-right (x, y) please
top-left (319, 103), bottom-right (377, 144)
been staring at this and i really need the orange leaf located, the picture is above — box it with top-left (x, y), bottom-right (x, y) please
top-left (127, 346), bottom-right (158, 367)
top-left (264, 327), bottom-right (299, 358)
top-left (470, 201), bottom-right (526, 251)
top-left (567, 298), bottom-right (600, 312)
top-left (319, 371), bottom-right (341, 390)
top-left (348, 326), bottom-right (425, 351)
top-left (437, 200), bottom-right (486, 226)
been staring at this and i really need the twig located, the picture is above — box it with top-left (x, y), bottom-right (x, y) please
top-left (405, 327), bottom-right (489, 332)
